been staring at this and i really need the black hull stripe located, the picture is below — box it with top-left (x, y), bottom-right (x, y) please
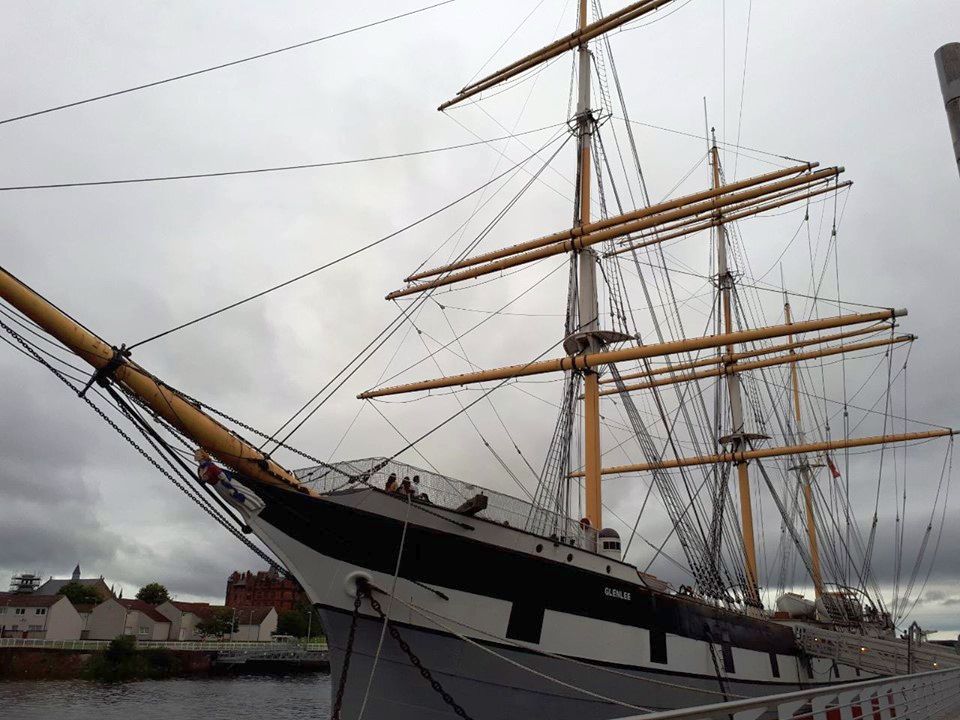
top-left (317, 604), bottom-right (850, 690)
top-left (253, 483), bottom-right (799, 655)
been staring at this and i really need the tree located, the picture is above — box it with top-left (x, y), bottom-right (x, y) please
top-left (275, 603), bottom-right (324, 639)
top-left (135, 582), bottom-right (170, 605)
top-left (196, 607), bottom-right (236, 639)
top-left (276, 609), bottom-right (308, 638)
top-left (57, 581), bottom-right (103, 605)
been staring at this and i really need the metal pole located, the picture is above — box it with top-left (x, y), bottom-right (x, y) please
top-left (935, 43), bottom-right (960, 179)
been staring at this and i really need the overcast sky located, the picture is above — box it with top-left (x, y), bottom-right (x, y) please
top-left (2, 1), bottom-right (959, 635)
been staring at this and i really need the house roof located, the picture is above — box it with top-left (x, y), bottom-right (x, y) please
top-left (34, 578), bottom-right (111, 597)
top-left (0, 591), bottom-right (62, 608)
top-left (235, 606), bottom-right (275, 625)
top-left (168, 601), bottom-right (217, 620)
top-left (119, 598), bottom-right (171, 624)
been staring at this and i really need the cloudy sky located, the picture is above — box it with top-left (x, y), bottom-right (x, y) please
top-left (2, 0), bottom-right (959, 635)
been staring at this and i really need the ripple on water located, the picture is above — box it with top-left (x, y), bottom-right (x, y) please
top-left (2, 674), bottom-right (332, 720)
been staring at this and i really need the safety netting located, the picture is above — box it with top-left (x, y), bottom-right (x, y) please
top-left (294, 457), bottom-right (584, 543)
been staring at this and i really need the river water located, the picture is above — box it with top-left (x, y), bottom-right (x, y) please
top-left (4, 674), bottom-right (332, 720)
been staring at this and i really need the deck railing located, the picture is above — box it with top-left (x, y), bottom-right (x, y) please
top-left (612, 666), bottom-right (960, 719)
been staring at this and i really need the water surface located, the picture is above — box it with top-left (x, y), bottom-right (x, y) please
top-left (4, 674), bottom-right (331, 720)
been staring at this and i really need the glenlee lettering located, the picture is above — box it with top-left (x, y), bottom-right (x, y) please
top-left (604, 587), bottom-right (631, 601)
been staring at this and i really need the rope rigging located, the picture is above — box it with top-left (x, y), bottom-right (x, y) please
top-left (128, 130), bottom-right (568, 351)
top-left (0, 1), bottom-right (456, 127)
top-left (0, 312), bottom-right (286, 572)
top-left (0, 124), bottom-right (564, 192)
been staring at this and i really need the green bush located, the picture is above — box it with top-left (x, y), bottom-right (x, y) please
top-left (84, 635), bottom-right (182, 681)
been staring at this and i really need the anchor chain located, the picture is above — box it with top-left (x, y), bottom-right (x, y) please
top-left (331, 589), bottom-right (364, 720)
top-left (363, 583), bottom-right (473, 720)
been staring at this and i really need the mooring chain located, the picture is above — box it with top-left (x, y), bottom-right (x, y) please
top-left (331, 589), bottom-right (364, 720)
top-left (363, 583), bottom-right (474, 720)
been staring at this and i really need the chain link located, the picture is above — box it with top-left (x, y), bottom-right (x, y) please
top-left (331, 589), bottom-right (364, 720)
top-left (364, 583), bottom-right (474, 720)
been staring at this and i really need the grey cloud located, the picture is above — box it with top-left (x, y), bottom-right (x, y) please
top-left (1, 0), bottom-right (960, 615)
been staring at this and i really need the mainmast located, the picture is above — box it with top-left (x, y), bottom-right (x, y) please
top-left (574, 0), bottom-right (604, 532)
top-left (710, 135), bottom-right (761, 606)
top-left (785, 299), bottom-right (826, 598)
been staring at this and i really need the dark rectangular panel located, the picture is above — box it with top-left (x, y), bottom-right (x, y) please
top-left (649, 629), bottom-right (668, 664)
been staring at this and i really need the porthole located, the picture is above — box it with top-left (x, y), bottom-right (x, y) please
top-left (566, 553), bottom-right (573, 562)
top-left (535, 544), bottom-right (543, 553)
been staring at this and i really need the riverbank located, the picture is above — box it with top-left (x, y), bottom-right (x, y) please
top-left (0, 646), bottom-right (214, 680)
top-left (0, 641), bottom-right (328, 680)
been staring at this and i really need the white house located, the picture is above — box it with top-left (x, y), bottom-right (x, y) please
top-left (156, 600), bottom-right (215, 641)
top-left (87, 598), bottom-right (171, 641)
top-left (230, 606), bottom-right (278, 642)
top-left (0, 592), bottom-right (82, 640)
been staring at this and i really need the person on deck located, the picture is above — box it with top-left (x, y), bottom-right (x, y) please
top-left (411, 475), bottom-right (429, 502)
top-left (399, 478), bottom-right (414, 496)
top-left (385, 473), bottom-right (399, 493)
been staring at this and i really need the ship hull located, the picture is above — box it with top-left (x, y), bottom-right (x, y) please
top-left (241, 481), bottom-right (861, 719)
top-left (319, 607), bottom-right (805, 719)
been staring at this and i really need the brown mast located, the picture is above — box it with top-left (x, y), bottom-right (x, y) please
top-left (785, 300), bottom-right (826, 598)
top-left (574, 0), bottom-right (604, 532)
top-left (710, 136), bottom-right (760, 606)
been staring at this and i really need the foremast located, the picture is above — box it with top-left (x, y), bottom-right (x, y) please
top-left (574, 0), bottom-right (604, 531)
top-left (710, 135), bottom-right (761, 606)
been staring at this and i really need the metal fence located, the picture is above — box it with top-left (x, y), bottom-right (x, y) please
top-left (296, 456), bottom-right (585, 542)
top-left (0, 637), bottom-right (327, 652)
top-left (612, 666), bottom-right (960, 720)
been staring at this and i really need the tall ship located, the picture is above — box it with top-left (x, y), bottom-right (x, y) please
top-left (1, 2), bottom-right (957, 718)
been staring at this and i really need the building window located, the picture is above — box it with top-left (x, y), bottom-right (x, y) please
top-left (15, 608), bottom-right (25, 615)
top-left (0, 607), bottom-right (6, 614)
top-left (35, 608), bottom-right (46, 615)
top-left (139, 627), bottom-right (150, 636)
top-left (28, 625), bottom-right (43, 632)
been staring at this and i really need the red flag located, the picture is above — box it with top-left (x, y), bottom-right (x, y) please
top-left (826, 455), bottom-right (841, 479)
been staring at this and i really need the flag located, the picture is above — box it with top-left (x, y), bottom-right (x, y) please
top-left (826, 455), bottom-right (841, 479)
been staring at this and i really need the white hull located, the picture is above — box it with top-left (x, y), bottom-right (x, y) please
top-left (240, 483), bottom-right (864, 719)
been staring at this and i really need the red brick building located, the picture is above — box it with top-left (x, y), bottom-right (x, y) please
top-left (225, 568), bottom-right (307, 613)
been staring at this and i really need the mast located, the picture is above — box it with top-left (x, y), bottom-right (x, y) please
top-left (785, 299), bottom-right (825, 598)
top-left (574, 0), bottom-right (603, 531)
top-left (710, 135), bottom-right (761, 606)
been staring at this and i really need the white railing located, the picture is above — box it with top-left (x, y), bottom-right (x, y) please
top-left (0, 637), bottom-right (327, 652)
top-left (613, 667), bottom-right (960, 720)
top-left (794, 625), bottom-right (960, 675)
